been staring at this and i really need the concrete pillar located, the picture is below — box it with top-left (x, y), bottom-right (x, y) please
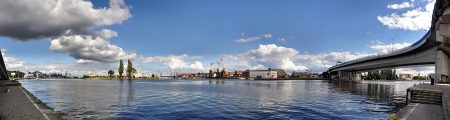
top-left (354, 72), bottom-right (362, 81)
top-left (435, 50), bottom-right (450, 83)
top-left (0, 49), bottom-right (8, 80)
top-left (349, 72), bottom-right (362, 82)
top-left (338, 71), bottom-right (349, 80)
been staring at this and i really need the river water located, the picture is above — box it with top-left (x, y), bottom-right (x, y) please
top-left (20, 79), bottom-right (423, 120)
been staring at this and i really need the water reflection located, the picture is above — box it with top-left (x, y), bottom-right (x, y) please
top-left (117, 80), bottom-right (135, 109)
top-left (327, 80), bottom-right (420, 112)
top-left (20, 79), bottom-right (421, 120)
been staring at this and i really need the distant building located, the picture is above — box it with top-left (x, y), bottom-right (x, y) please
top-left (233, 71), bottom-right (244, 77)
top-left (134, 72), bottom-right (146, 78)
top-left (248, 70), bottom-right (277, 79)
top-left (32, 71), bottom-right (43, 78)
top-left (243, 70), bottom-right (250, 78)
top-left (176, 73), bottom-right (207, 79)
top-left (399, 74), bottom-right (412, 80)
top-left (291, 71), bottom-right (311, 78)
top-left (276, 69), bottom-right (288, 78)
top-left (310, 74), bottom-right (319, 78)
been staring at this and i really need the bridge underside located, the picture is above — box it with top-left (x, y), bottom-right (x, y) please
top-left (0, 49), bottom-right (8, 80)
top-left (328, 0), bottom-right (450, 83)
top-left (331, 46), bottom-right (436, 72)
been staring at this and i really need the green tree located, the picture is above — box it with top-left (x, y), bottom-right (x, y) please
top-left (131, 68), bottom-right (137, 74)
top-left (291, 71), bottom-right (298, 78)
top-left (83, 75), bottom-right (90, 79)
top-left (108, 70), bottom-right (115, 78)
top-left (151, 74), bottom-right (156, 79)
top-left (118, 60), bottom-right (124, 80)
top-left (127, 59), bottom-right (133, 80)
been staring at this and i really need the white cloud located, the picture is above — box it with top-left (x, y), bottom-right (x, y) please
top-left (0, 49), bottom-right (6, 57)
top-left (76, 59), bottom-right (100, 64)
top-left (369, 42), bottom-right (412, 53)
top-left (295, 52), bottom-right (369, 70)
top-left (0, 0), bottom-right (131, 40)
top-left (387, 2), bottom-right (414, 9)
top-left (0, 0), bottom-right (134, 64)
top-left (141, 54), bottom-right (205, 71)
top-left (4, 57), bottom-right (26, 70)
top-left (377, 0), bottom-right (435, 30)
top-left (262, 33), bottom-right (272, 38)
top-left (278, 38), bottom-right (287, 42)
top-left (0, 49), bottom-right (97, 76)
top-left (0, 49), bottom-right (25, 69)
top-left (234, 33), bottom-right (272, 43)
top-left (50, 29), bottom-right (136, 63)
top-left (221, 44), bottom-right (433, 74)
top-left (223, 44), bottom-right (369, 72)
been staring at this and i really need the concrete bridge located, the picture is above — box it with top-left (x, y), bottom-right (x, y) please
top-left (0, 49), bottom-right (8, 80)
top-left (328, 0), bottom-right (450, 83)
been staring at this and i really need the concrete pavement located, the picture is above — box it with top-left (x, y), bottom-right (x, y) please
top-left (0, 80), bottom-right (61, 120)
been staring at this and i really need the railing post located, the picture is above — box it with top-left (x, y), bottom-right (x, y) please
top-left (406, 88), bottom-right (410, 105)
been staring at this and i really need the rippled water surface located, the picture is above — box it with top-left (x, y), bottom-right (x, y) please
top-left (20, 79), bottom-right (423, 119)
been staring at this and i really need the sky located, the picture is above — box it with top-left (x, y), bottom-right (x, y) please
top-left (0, 0), bottom-right (436, 76)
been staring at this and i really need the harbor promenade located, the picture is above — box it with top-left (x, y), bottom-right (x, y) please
top-left (397, 84), bottom-right (450, 120)
top-left (0, 80), bottom-right (60, 120)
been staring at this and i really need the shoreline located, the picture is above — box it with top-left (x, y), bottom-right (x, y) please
top-left (1, 80), bottom-right (64, 120)
top-left (19, 84), bottom-right (64, 120)
top-left (0, 80), bottom-right (63, 120)
top-left (84, 78), bottom-right (159, 80)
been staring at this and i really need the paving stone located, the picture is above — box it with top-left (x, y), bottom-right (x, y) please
top-left (0, 81), bottom-right (46, 120)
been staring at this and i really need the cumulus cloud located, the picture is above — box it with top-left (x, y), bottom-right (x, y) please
top-left (0, 49), bottom-right (25, 69)
top-left (234, 33), bottom-right (272, 43)
top-left (0, 49), bottom-right (5, 57)
top-left (0, 0), bottom-right (134, 64)
top-left (377, 0), bottom-right (434, 30)
top-left (50, 29), bottom-right (136, 63)
top-left (141, 54), bottom-right (205, 71)
top-left (4, 57), bottom-right (26, 70)
top-left (224, 44), bottom-right (306, 71)
top-left (0, 0), bottom-right (131, 40)
top-left (369, 42), bottom-right (412, 53)
top-left (1, 48), bottom-right (127, 76)
top-left (295, 52), bottom-right (369, 70)
top-left (387, 2), bottom-right (414, 9)
top-left (222, 44), bottom-right (369, 72)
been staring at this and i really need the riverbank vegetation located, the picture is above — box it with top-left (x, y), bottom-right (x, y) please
top-left (363, 69), bottom-right (397, 80)
top-left (83, 59), bottom-right (160, 80)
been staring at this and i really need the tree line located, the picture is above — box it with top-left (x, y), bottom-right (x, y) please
top-left (363, 69), bottom-right (397, 80)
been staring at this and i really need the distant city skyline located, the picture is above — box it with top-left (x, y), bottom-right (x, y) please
top-left (0, 0), bottom-right (435, 76)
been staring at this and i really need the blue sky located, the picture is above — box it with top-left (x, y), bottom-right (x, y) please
top-left (0, 0), bottom-right (435, 75)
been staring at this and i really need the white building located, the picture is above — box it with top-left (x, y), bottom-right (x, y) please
top-left (134, 72), bottom-right (146, 78)
top-left (399, 74), bottom-right (412, 80)
top-left (249, 70), bottom-right (277, 78)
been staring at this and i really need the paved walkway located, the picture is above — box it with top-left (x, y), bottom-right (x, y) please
top-left (397, 103), bottom-right (443, 120)
top-left (397, 84), bottom-right (450, 120)
top-left (0, 81), bottom-right (47, 120)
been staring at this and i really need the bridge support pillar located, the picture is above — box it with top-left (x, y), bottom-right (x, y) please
top-left (352, 72), bottom-right (362, 81)
top-left (337, 71), bottom-right (361, 81)
top-left (338, 71), bottom-right (343, 80)
top-left (338, 71), bottom-right (349, 80)
top-left (435, 50), bottom-right (450, 83)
